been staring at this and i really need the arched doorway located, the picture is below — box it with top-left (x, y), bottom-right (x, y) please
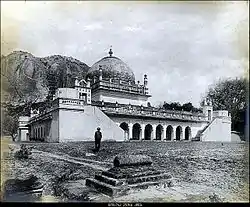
top-left (120, 122), bottom-right (129, 140)
top-left (144, 124), bottom-right (153, 140)
top-left (166, 125), bottom-right (173, 140)
top-left (156, 124), bottom-right (163, 140)
top-left (185, 126), bottom-right (191, 140)
top-left (132, 123), bottom-right (141, 140)
top-left (176, 126), bottom-right (183, 140)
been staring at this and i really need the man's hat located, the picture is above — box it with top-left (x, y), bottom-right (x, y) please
top-left (97, 127), bottom-right (101, 130)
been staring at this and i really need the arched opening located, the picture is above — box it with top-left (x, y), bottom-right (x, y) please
top-left (176, 126), bottom-right (183, 141)
top-left (132, 123), bottom-right (141, 140)
top-left (185, 126), bottom-right (191, 140)
top-left (120, 122), bottom-right (129, 140)
top-left (41, 127), bottom-right (43, 140)
top-left (166, 125), bottom-right (173, 140)
top-left (44, 127), bottom-right (46, 137)
top-left (38, 128), bottom-right (40, 140)
top-left (156, 124), bottom-right (163, 140)
top-left (144, 124), bottom-right (153, 140)
top-left (41, 128), bottom-right (45, 142)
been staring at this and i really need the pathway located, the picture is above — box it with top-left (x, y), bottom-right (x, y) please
top-left (32, 150), bottom-right (112, 171)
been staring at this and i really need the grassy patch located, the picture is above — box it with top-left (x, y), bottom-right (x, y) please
top-left (3, 141), bottom-right (249, 202)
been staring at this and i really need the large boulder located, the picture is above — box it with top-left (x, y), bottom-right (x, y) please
top-left (3, 174), bottom-right (44, 201)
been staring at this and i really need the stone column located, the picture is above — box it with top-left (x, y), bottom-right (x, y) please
top-left (129, 123), bottom-right (133, 140)
top-left (31, 127), bottom-right (33, 140)
top-left (141, 124), bottom-right (145, 140)
top-left (99, 66), bottom-right (103, 81)
top-left (172, 126), bottom-right (176, 140)
top-left (163, 126), bottom-right (167, 140)
top-left (41, 127), bottom-right (43, 140)
top-left (152, 124), bottom-right (157, 140)
top-left (180, 127), bottom-right (184, 140)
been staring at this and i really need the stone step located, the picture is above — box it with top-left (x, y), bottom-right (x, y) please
top-left (102, 169), bottom-right (163, 180)
top-left (102, 171), bottom-right (124, 179)
top-left (129, 179), bottom-right (171, 189)
top-left (109, 166), bottom-right (156, 174)
top-left (86, 178), bottom-right (129, 197)
top-left (127, 173), bottom-right (172, 185)
top-left (127, 170), bottom-right (162, 179)
top-left (94, 174), bottom-right (124, 186)
top-left (86, 178), bottom-right (116, 197)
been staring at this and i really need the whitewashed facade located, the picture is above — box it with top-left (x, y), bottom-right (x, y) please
top-left (17, 49), bottom-right (232, 142)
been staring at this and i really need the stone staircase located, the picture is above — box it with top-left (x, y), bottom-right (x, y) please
top-left (192, 118), bottom-right (216, 141)
top-left (86, 155), bottom-right (173, 197)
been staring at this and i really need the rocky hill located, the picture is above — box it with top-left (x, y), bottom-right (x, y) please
top-left (1, 51), bottom-right (90, 104)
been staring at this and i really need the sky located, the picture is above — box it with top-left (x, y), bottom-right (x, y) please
top-left (1, 1), bottom-right (249, 107)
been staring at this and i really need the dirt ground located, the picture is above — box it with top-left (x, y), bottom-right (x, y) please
top-left (1, 139), bottom-right (249, 202)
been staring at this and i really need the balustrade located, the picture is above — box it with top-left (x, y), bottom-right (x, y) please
top-left (60, 99), bottom-right (85, 105)
top-left (101, 105), bottom-right (206, 121)
top-left (91, 79), bottom-right (147, 95)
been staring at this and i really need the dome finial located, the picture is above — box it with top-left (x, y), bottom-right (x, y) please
top-left (109, 45), bottom-right (113, 57)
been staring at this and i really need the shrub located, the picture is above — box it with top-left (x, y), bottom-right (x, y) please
top-left (14, 144), bottom-right (32, 159)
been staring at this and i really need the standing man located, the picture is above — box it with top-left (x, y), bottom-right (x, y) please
top-left (94, 127), bottom-right (102, 152)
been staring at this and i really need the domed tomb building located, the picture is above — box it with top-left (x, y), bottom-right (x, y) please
top-left (18, 48), bottom-right (232, 143)
top-left (86, 48), bottom-right (151, 106)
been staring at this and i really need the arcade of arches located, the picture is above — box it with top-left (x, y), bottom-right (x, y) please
top-left (119, 122), bottom-right (192, 141)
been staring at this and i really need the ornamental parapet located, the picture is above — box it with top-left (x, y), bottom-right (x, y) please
top-left (59, 98), bottom-right (86, 106)
top-left (217, 116), bottom-right (232, 123)
top-left (29, 112), bottom-right (53, 124)
top-left (91, 79), bottom-right (149, 95)
top-left (99, 105), bottom-right (207, 122)
top-left (29, 98), bottom-right (86, 123)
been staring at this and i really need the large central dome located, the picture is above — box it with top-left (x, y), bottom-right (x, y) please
top-left (87, 49), bottom-right (135, 83)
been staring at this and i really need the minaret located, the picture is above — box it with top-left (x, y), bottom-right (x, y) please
top-left (202, 97), bottom-right (213, 121)
top-left (143, 74), bottom-right (148, 94)
top-left (30, 108), bottom-right (35, 118)
top-left (99, 65), bottom-right (103, 81)
top-left (144, 74), bottom-right (148, 86)
top-left (74, 77), bottom-right (79, 87)
top-left (87, 77), bottom-right (91, 87)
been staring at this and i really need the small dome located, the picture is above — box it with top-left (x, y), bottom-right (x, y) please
top-left (87, 48), bottom-right (135, 83)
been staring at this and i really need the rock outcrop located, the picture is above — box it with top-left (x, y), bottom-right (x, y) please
top-left (1, 51), bottom-right (90, 104)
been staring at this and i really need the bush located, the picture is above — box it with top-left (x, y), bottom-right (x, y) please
top-left (209, 193), bottom-right (223, 202)
top-left (14, 144), bottom-right (32, 159)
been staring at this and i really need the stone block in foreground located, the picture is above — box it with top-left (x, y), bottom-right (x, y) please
top-left (86, 155), bottom-right (173, 197)
top-left (113, 154), bottom-right (153, 167)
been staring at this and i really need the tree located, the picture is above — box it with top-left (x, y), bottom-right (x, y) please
top-left (204, 77), bottom-right (248, 138)
top-left (162, 101), bottom-right (201, 112)
top-left (1, 108), bottom-right (19, 140)
top-left (165, 102), bottom-right (182, 111)
top-left (182, 102), bottom-right (194, 112)
top-left (1, 102), bottom-right (32, 140)
top-left (162, 102), bottom-right (171, 110)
